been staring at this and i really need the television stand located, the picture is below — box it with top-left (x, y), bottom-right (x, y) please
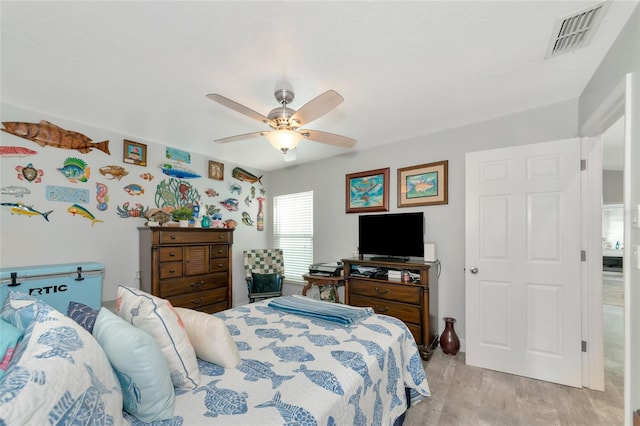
top-left (342, 257), bottom-right (439, 360)
top-left (370, 256), bottom-right (409, 262)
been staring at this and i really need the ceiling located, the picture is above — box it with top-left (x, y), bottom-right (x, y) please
top-left (1, 1), bottom-right (636, 172)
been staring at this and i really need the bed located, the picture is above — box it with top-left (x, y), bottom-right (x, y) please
top-left (0, 291), bottom-right (430, 426)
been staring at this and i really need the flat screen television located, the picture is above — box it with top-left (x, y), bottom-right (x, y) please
top-left (358, 212), bottom-right (424, 261)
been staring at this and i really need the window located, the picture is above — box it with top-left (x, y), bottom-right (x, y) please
top-left (273, 191), bottom-right (313, 283)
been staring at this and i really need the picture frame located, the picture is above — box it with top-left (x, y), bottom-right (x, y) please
top-left (397, 160), bottom-right (448, 207)
top-left (123, 139), bottom-right (147, 166)
top-left (208, 160), bottom-right (224, 180)
top-left (345, 167), bottom-right (389, 213)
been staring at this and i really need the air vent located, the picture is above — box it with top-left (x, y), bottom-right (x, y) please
top-left (545, 2), bottom-right (609, 58)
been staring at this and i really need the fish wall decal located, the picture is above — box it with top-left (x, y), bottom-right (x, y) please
top-left (67, 204), bottom-right (103, 226)
top-left (1, 186), bottom-right (31, 198)
top-left (1, 202), bottom-right (53, 221)
top-left (232, 167), bottom-right (262, 184)
top-left (0, 146), bottom-right (37, 157)
top-left (1, 120), bottom-right (110, 155)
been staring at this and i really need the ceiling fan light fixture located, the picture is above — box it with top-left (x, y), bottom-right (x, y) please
top-left (266, 129), bottom-right (302, 153)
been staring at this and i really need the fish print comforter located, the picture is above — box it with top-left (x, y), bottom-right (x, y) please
top-left (128, 299), bottom-right (430, 426)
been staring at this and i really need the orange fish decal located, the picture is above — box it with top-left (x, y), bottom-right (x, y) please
top-left (1, 120), bottom-right (110, 155)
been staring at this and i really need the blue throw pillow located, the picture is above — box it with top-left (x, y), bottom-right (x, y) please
top-left (67, 301), bottom-right (99, 333)
top-left (93, 307), bottom-right (175, 422)
top-left (251, 273), bottom-right (279, 293)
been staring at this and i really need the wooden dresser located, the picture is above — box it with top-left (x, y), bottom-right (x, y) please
top-left (342, 258), bottom-right (439, 356)
top-left (139, 227), bottom-right (233, 313)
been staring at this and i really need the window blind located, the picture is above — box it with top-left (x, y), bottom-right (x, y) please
top-left (273, 191), bottom-right (313, 283)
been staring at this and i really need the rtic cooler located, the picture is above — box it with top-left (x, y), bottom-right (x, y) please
top-left (0, 262), bottom-right (104, 313)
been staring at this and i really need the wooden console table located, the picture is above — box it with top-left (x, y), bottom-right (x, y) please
top-left (302, 274), bottom-right (345, 303)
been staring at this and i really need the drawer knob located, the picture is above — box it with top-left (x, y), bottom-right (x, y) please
top-left (169, 252), bottom-right (176, 257)
top-left (374, 305), bottom-right (389, 313)
top-left (170, 234), bottom-right (176, 240)
top-left (169, 269), bottom-right (176, 273)
top-left (374, 287), bottom-right (389, 295)
top-left (191, 297), bottom-right (204, 305)
top-left (190, 281), bottom-right (204, 288)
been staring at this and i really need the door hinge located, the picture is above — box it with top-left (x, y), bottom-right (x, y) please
top-left (582, 340), bottom-right (587, 352)
top-left (581, 250), bottom-right (586, 262)
top-left (581, 159), bottom-right (587, 171)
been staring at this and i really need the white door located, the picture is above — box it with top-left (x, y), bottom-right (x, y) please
top-left (465, 138), bottom-right (582, 387)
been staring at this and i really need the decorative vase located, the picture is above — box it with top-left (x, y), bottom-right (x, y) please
top-left (201, 216), bottom-right (210, 229)
top-left (440, 317), bottom-right (460, 355)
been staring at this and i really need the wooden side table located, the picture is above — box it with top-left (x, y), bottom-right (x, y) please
top-left (302, 274), bottom-right (345, 303)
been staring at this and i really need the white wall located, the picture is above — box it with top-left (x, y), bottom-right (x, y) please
top-left (603, 170), bottom-right (624, 205)
top-left (0, 103), bottom-right (269, 305)
top-left (267, 98), bottom-right (579, 340)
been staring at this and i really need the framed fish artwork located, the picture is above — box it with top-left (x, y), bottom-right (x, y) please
top-left (397, 160), bottom-right (448, 207)
top-left (123, 139), bottom-right (147, 166)
top-left (345, 167), bottom-right (389, 214)
top-left (208, 160), bottom-right (224, 181)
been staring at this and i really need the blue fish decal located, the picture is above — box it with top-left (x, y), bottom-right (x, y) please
top-left (309, 318), bottom-right (343, 331)
top-left (255, 305), bottom-right (282, 316)
top-left (220, 198), bottom-right (239, 212)
top-left (407, 351), bottom-right (427, 386)
top-left (36, 326), bottom-right (83, 364)
top-left (331, 350), bottom-right (372, 392)
top-left (48, 364), bottom-right (115, 425)
top-left (57, 157), bottom-right (90, 183)
top-left (360, 323), bottom-right (392, 336)
top-left (276, 319), bottom-right (309, 329)
top-left (255, 391), bottom-right (317, 426)
top-left (235, 341), bottom-right (252, 351)
top-left (198, 359), bottom-right (225, 377)
top-left (195, 380), bottom-right (248, 418)
top-left (114, 370), bottom-right (141, 414)
top-left (347, 335), bottom-right (385, 370)
top-left (373, 379), bottom-right (384, 425)
top-left (386, 349), bottom-right (403, 411)
top-left (159, 161), bottom-right (201, 179)
top-left (255, 328), bottom-right (293, 342)
top-left (238, 359), bottom-right (294, 389)
top-left (294, 364), bottom-right (344, 396)
top-left (0, 366), bottom-right (46, 406)
top-left (226, 324), bottom-right (241, 336)
top-left (240, 314), bottom-right (268, 326)
top-left (348, 386), bottom-right (366, 425)
top-left (261, 341), bottom-right (315, 362)
top-left (298, 330), bottom-right (340, 346)
top-left (234, 306), bottom-right (251, 313)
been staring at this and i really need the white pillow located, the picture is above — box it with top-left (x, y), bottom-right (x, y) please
top-left (0, 296), bottom-right (126, 426)
top-left (175, 307), bottom-right (241, 368)
top-left (116, 286), bottom-right (200, 389)
top-left (93, 308), bottom-right (175, 422)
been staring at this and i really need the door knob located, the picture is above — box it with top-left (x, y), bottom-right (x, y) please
top-left (469, 266), bottom-right (479, 274)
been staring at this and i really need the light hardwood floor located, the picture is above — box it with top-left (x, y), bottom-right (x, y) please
top-left (405, 305), bottom-right (624, 425)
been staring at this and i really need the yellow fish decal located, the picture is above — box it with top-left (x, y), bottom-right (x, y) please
top-left (67, 204), bottom-right (103, 226)
top-left (1, 202), bottom-right (52, 221)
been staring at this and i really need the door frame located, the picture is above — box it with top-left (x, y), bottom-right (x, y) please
top-left (579, 76), bottom-right (629, 404)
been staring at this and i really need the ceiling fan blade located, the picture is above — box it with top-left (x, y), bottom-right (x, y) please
top-left (206, 94), bottom-right (273, 125)
top-left (214, 131), bottom-right (267, 144)
top-left (300, 129), bottom-right (357, 148)
top-left (291, 90), bottom-right (344, 126)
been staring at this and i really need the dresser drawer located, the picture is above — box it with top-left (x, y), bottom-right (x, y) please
top-left (210, 245), bottom-right (229, 259)
top-left (159, 247), bottom-right (183, 262)
top-left (158, 230), bottom-right (230, 245)
top-left (168, 287), bottom-right (228, 310)
top-left (348, 279), bottom-right (422, 305)
top-left (350, 294), bottom-right (422, 324)
top-left (210, 258), bottom-right (229, 272)
top-left (159, 261), bottom-right (183, 279)
top-left (158, 273), bottom-right (229, 298)
top-left (199, 301), bottom-right (229, 314)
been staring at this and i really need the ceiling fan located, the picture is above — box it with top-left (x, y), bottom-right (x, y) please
top-left (206, 88), bottom-right (357, 154)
